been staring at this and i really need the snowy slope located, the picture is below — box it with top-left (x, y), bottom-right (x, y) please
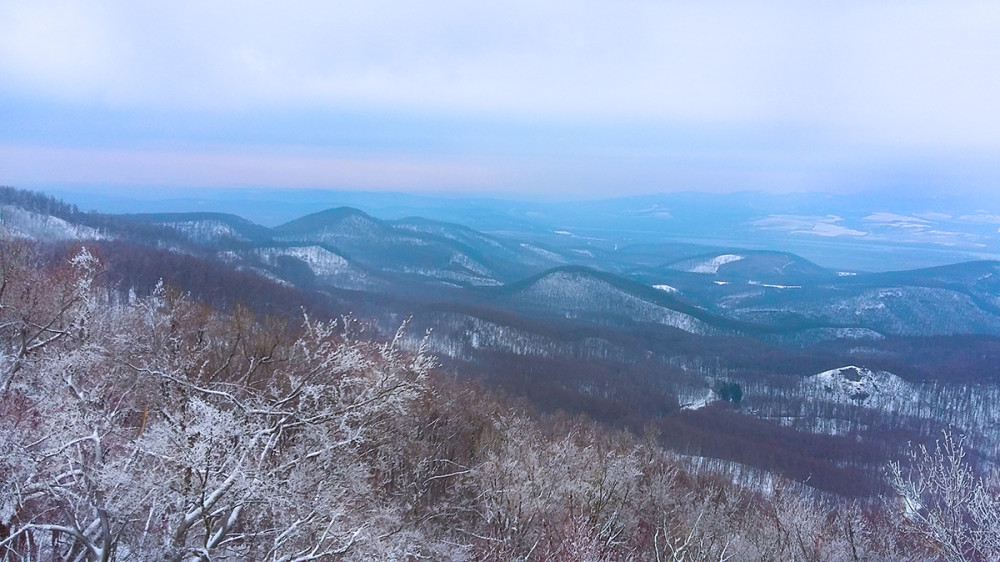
top-left (0, 205), bottom-right (107, 241)
top-left (165, 220), bottom-right (250, 244)
top-left (801, 366), bottom-right (914, 408)
top-left (687, 254), bottom-right (744, 274)
top-left (509, 269), bottom-right (712, 334)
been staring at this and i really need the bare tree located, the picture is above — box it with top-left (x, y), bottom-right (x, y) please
top-left (652, 486), bottom-right (738, 562)
top-left (0, 249), bottom-right (435, 560)
top-left (887, 431), bottom-right (1000, 561)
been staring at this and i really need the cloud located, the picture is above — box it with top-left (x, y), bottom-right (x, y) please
top-left (915, 212), bottom-right (952, 221)
top-left (2, 1), bottom-right (1000, 152)
top-left (0, 144), bottom-right (498, 191)
top-left (0, 2), bottom-right (116, 97)
top-left (959, 213), bottom-right (1000, 224)
top-left (2, 1), bottom-right (1000, 196)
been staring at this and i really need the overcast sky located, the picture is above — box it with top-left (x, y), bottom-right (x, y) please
top-left (2, 1), bottom-right (1000, 198)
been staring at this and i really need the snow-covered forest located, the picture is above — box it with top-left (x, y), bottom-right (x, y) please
top-left (1, 240), bottom-right (999, 561)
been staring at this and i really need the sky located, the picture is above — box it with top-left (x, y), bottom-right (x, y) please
top-left (2, 1), bottom-right (1000, 199)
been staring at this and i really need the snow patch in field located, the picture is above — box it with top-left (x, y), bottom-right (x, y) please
top-left (751, 215), bottom-right (867, 238)
top-left (863, 213), bottom-right (930, 228)
top-left (680, 389), bottom-right (716, 411)
top-left (748, 280), bottom-right (801, 289)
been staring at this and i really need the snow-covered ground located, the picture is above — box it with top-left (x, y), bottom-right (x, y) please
top-left (519, 243), bottom-right (566, 262)
top-left (0, 205), bottom-right (107, 241)
top-left (257, 245), bottom-right (352, 277)
top-left (747, 280), bottom-right (800, 289)
top-left (689, 254), bottom-right (744, 274)
top-left (679, 388), bottom-right (716, 411)
top-left (802, 365), bottom-right (913, 408)
top-left (519, 271), bottom-right (711, 334)
top-left (165, 220), bottom-right (247, 244)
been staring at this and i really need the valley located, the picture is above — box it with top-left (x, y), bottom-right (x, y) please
top-left (3, 186), bottom-right (1000, 501)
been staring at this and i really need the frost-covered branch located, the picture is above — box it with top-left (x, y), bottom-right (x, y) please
top-left (887, 431), bottom-right (1000, 561)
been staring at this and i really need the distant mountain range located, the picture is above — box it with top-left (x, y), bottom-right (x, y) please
top-left (46, 186), bottom-right (1000, 271)
top-left (8, 186), bottom-right (1000, 344)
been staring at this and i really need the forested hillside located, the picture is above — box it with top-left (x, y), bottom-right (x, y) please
top-left (1, 238), bottom-right (999, 560)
